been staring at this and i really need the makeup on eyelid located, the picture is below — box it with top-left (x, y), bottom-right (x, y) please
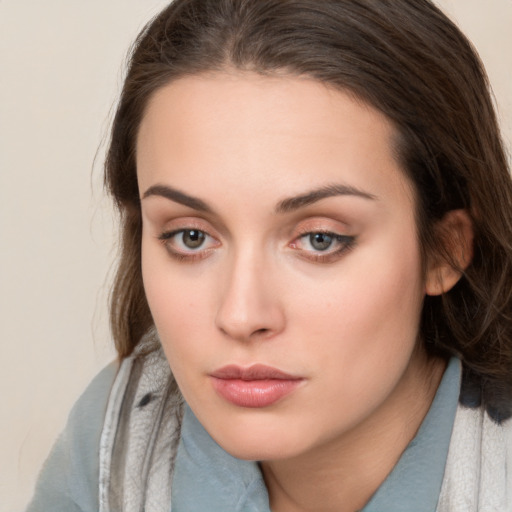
top-left (156, 222), bottom-right (356, 263)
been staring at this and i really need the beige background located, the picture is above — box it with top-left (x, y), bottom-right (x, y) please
top-left (1, 1), bottom-right (510, 510)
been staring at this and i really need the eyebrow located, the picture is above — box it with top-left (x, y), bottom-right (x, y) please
top-left (142, 184), bottom-right (212, 213)
top-left (142, 182), bottom-right (376, 214)
top-left (275, 183), bottom-right (376, 213)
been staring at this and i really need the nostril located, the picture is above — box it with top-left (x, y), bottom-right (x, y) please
top-left (218, 325), bottom-right (271, 340)
top-left (253, 328), bottom-right (270, 336)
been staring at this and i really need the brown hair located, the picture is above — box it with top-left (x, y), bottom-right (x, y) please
top-left (105, 0), bottom-right (512, 421)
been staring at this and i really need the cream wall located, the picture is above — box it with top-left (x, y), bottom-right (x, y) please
top-left (0, 1), bottom-right (510, 511)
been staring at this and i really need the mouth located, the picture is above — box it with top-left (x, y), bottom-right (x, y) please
top-left (209, 364), bottom-right (304, 408)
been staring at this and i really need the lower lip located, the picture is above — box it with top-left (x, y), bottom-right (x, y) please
top-left (211, 377), bottom-right (302, 408)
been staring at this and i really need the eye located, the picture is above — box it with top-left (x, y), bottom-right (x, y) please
top-left (158, 228), bottom-right (219, 260)
top-left (306, 232), bottom-right (336, 251)
top-left (179, 229), bottom-right (206, 249)
top-left (291, 231), bottom-right (355, 262)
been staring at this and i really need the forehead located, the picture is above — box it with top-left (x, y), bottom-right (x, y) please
top-left (136, 72), bottom-right (414, 210)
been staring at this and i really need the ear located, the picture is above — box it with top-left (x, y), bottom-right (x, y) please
top-left (425, 209), bottom-right (474, 296)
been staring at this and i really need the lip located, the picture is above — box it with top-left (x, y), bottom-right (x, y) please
top-left (210, 364), bottom-right (304, 408)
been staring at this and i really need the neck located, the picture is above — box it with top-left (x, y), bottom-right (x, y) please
top-left (260, 351), bottom-right (446, 512)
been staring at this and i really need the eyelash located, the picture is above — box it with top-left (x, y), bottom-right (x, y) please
top-left (157, 228), bottom-right (356, 263)
top-left (158, 229), bottom-right (218, 262)
top-left (291, 230), bottom-right (356, 263)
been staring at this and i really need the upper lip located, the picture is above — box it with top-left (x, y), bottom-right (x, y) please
top-left (210, 364), bottom-right (302, 381)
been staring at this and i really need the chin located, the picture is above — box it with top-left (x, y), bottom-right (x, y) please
top-left (218, 436), bottom-right (299, 462)
top-left (205, 416), bottom-right (308, 462)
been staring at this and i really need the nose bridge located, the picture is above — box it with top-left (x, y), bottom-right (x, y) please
top-left (215, 241), bottom-right (284, 341)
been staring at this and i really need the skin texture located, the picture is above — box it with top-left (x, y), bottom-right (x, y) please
top-left (137, 73), bottom-right (455, 512)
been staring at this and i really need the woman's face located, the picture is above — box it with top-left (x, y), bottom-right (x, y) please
top-left (137, 72), bottom-right (434, 461)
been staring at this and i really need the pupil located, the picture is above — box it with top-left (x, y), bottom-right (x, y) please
top-left (183, 230), bottom-right (205, 249)
top-left (310, 233), bottom-right (332, 251)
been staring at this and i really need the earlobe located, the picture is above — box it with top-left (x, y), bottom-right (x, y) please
top-left (425, 209), bottom-right (474, 296)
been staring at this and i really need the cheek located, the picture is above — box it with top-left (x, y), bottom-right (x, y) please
top-left (291, 232), bottom-right (425, 373)
top-left (141, 238), bottom-right (210, 362)
top-left (281, 242), bottom-right (426, 438)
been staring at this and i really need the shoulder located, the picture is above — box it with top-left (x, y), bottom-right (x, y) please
top-left (70, 361), bottom-right (120, 438)
top-left (26, 361), bottom-right (119, 512)
top-left (438, 404), bottom-right (512, 512)
top-left (27, 339), bottom-right (182, 512)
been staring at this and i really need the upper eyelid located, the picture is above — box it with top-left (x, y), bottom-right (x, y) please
top-left (158, 219), bottom-right (219, 237)
top-left (159, 227), bottom-right (216, 242)
top-left (293, 232), bottom-right (353, 247)
top-left (159, 226), bottom-right (207, 236)
top-left (292, 222), bottom-right (352, 242)
top-left (292, 215), bottom-right (351, 230)
top-left (296, 227), bottom-right (343, 237)
top-left (157, 227), bottom-right (354, 264)
top-left (156, 216), bottom-right (351, 241)
top-left (142, 203), bottom-right (227, 236)
top-left (158, 229), bottom-right (220, 259)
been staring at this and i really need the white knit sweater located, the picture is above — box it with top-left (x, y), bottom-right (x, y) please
top-left (437, 404), bottom-right (512, 511)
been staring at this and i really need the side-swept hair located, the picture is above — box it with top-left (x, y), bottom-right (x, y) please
top-left (105, 0), bottom-right (512, 421)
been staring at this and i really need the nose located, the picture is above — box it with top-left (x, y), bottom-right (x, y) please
top-left (215, 249), bottom-right (285, 342)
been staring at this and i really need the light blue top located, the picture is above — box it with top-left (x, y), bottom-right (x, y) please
top-left (26, 358), bottom-right (461, 511)
top-left (172, 357), bottom-right (461, 512)
top-left (26, 362), bottom-right (119, 512)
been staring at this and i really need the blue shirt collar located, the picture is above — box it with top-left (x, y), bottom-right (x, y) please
top-left (363, 357), bottom-right (461, 511)
top-left (171, 406), bottom-right (270, 512)
top-left (171, 358), bottom-right (461, 512)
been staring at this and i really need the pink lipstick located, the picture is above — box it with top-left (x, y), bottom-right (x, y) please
top-left (210, 364), bottom-right (303, 408)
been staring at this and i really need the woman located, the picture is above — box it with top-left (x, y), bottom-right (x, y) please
top-left (27, 1), bottom-right (512, 511)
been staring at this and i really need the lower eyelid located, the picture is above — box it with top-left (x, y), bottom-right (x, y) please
top-left (296, 231), bottom-right (352, 246)
top-left (157, 228), bottom-right (220, 261)
top-left (157, 227), bottom-right (353, 261)
top-left (292, 233), bottom-right (356, 259)
top-left (306, 239), bottom-right (356, 261)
